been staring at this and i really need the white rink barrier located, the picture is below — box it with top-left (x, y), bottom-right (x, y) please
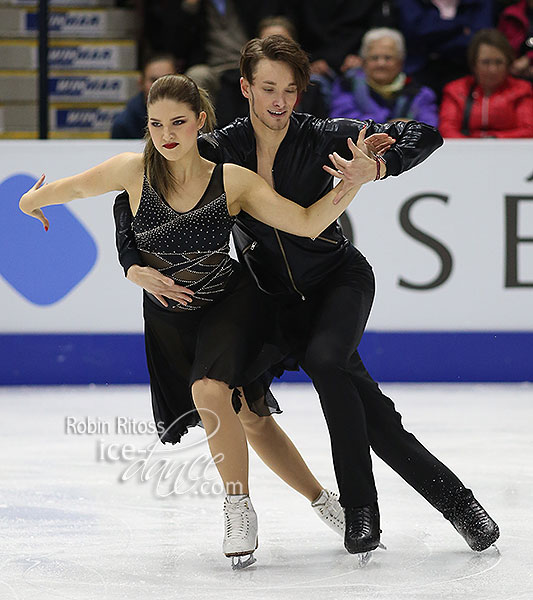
top-left (0, 139), bottom-right (532, 383)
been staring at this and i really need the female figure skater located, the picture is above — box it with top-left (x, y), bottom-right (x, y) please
top-left (19, 74), bottom-right (377, 569)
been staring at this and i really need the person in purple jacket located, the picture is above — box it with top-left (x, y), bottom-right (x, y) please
top-left (330, 28), bottom-right (439, 127)
top-left (396, 0), bottom-right (494, 97)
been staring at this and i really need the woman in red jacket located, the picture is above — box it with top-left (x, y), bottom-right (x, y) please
top-left (439, 28), bottom-right (533, 138)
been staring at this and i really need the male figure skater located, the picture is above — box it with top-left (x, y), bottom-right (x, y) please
top-left (112, 35), bottom-right (499, 556)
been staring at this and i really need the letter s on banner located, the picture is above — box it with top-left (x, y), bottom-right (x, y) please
top-left (398, 193), bottom-right (453, 290)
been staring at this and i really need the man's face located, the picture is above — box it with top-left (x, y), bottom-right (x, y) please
top-left (141, 59), bottom-right (177, 99)
top-left (240, 59), bottom-right (299, 132)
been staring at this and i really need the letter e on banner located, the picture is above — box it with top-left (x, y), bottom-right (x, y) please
top-left (505, 196), bottom-right (533, 288)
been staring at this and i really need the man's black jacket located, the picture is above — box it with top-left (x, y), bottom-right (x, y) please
top-left (113, 113), bottom-right (443, 299)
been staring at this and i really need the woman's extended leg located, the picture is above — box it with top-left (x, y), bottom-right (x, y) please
top-left (237, 395), bottom-right (345, 536)
top-left (191, 377), bottom-right (259, 567)
top-left (191, 377), bottom-right (249, 494)
top-left (237, 396), bottom-right (322, 502)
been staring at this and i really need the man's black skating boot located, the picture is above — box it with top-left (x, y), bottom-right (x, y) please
top-left (344, 503), bottom-right (381, 554)
top-left (446, 489), bottom-right (500, 551)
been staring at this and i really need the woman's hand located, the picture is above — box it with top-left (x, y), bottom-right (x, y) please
top-left (126, 264), bottom-right (195, 307)
top-left (323, 128), bottom-right (379, 204)
top-left (363, 132), bottom-right (395, 156)
top-left (19, 174), bottom-right (49, 231)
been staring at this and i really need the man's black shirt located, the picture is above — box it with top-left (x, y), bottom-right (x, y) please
top-left (114, 113), bottom-right (443, 298)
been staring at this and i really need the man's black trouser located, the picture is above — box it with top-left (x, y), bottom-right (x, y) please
top-left (278, 246), bottom-right (466, 511)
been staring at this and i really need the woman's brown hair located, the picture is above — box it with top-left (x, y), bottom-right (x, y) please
top-left (467, 28), bottom-right (515, 71)
top-left (143, 74), bottom-right (216, 199)
top-left (240, 34), bottom-right (310, 93)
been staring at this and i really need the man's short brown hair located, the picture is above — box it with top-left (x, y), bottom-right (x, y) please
top-left (240, 34), bottom-right (310, 93)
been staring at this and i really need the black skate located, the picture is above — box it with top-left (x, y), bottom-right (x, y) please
top-left (344, 503), bottom-right (383, 565)
top-left (446, 490), bottom-right (500, 551)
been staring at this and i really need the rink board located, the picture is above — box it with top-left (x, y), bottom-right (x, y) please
top-left (0, 139), bottom-right (532, 383)
top-left (0, 331), bottom-right (532, 385)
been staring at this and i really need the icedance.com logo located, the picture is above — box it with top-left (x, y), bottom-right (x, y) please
top-left (63, 409), bottom-right (234, 498)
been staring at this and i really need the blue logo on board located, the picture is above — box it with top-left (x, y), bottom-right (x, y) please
top-left (48, 77), bottom-right (121, 97)
top-left (26, 13), bottom-right (101, 33)
top-left (0, 174), bottom-right (97, 305)
top-left (55, 108), bottom-right (116, 129)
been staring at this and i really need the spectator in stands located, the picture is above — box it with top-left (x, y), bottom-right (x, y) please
top-left (439, 29), bottom-right (533, 137)
top-left (142, 1), bottom-right (192, 72)
top-left (258, 14), bottom-right (298, 40)
top-left (111, 54), bottom-right (178, 139)
top-left (283, 0), bottom-right (398, 77)
top-left (396, 0), bottom-right (494, 99)
top-left (215, 18), bottom-right (329, 127)
top-left (498, 0), bottom-right (533, 80)
top-left (178, 0), bottom-right (282, 100)
top-left (329, 28), bottom-right (438, 127)
top-left (279, 0), bottom-right (397, 108)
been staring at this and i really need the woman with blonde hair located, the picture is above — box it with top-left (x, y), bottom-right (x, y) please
top-left (19, 74), bottom-right (377, 569)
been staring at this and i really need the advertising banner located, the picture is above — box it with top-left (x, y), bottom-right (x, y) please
top-left (1, 139), bottom-right (531, 383)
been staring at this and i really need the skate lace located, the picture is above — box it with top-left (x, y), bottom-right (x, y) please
top-left (464, 499), bottom-right (491, 529)
top-left (316, 492), bottom-right (343, 524)
top-left (346, 506), bottom-right (373, 536)
top-left (224, 499), bottom-right (251, 540)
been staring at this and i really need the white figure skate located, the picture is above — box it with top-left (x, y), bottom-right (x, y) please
top-left (223, 494), bottom-right (258, 570)
top-left (311, 489), bottom-right (345, 536)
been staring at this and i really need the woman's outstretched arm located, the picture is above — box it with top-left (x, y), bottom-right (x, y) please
top-left (19, 152), bottom-right (142, 229)
top-left (225, 128), bottom-right (376, 239)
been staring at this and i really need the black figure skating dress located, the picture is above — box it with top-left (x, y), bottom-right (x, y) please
top-left (132, 163), bottom-right (286, 443)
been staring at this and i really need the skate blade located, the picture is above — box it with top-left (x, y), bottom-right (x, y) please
top-left (355, 542), bottom-right (386, 567)
top-left (231, 553), bottom-right (257, 570)
top-left (357, 551), bottom-right (372, 568)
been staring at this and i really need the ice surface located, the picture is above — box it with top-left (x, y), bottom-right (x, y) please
top-left (1, 383), bottom-right (532, 600)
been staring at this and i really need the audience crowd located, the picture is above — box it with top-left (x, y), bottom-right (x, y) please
top-left (112, 0), bottom-right (533, 139)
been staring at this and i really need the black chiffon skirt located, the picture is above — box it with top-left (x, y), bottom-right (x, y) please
top-left (143, 266), bottom-right (288, 444)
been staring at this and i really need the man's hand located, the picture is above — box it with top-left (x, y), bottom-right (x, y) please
top-left (126, 265), bottom-right (194, 307)
top-left (323, 128), bottom-right (378, 204)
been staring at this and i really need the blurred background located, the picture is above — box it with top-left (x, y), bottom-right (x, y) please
top-left (1, 0), bottom-right (533, 140)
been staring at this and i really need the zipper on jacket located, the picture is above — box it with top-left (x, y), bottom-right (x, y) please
top-left (274, 229), bottom-right (306, 300)
top-left (269, 165), bottom-right (306, 300)
top-left (242, 241), bottom-right (257, 254)
top-left (481, 95), bottom-right (489, 133)
top-left (315, 235), bottom-right (338, 245)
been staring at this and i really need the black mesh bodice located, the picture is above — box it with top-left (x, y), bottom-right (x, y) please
top-left (132, 163), bottom-right (237, 311)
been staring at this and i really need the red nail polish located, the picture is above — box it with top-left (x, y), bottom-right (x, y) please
top-left (44, 226), bottom-right (48, 231)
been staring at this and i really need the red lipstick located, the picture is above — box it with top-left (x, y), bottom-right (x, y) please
top-left (163, 142), bottom-right (178, 149)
